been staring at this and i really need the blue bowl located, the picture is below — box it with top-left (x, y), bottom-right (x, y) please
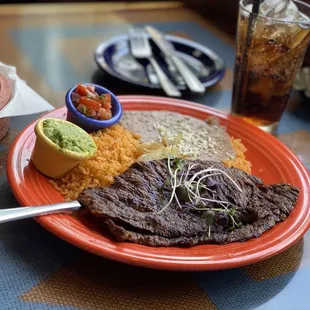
top-left (65, 83), bottom-right (122, 132)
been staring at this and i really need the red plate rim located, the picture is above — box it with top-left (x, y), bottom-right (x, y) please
top-left (6, 95), bottom-right (310, 271)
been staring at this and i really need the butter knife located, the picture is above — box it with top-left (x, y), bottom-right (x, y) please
top-left (146, 25), bottom-right (205, 95)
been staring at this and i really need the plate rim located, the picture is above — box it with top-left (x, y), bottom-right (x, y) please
top-left (94, 34), bottom-right (226, 90)
top-left (7, 95), bottom-right (310, 271)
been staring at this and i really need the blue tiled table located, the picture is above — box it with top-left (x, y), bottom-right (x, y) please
top-left (0, 4), bottom-right (310, 310)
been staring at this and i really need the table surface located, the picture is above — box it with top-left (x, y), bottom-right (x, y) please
top-left (0, 2), bottom-right (310, 310)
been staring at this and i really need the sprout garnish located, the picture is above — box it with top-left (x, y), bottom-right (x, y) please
top-left (157, 167), bottom-right (180, 215)
top-left (158, 157), bottom-right (244, 235)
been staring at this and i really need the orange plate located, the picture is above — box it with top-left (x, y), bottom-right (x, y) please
top-left (6, 96), bottom-right (310, 271)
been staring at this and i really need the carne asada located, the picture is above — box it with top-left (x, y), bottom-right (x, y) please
top-left (78, 159), bottom-right (299, 247)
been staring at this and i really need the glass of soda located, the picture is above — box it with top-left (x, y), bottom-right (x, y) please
top-left (232, 0), bottom-right (310, 134)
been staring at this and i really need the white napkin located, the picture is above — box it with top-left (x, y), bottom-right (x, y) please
top-left (0, 62), bottom-right (54, 118)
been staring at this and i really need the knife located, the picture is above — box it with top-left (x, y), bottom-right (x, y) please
top-left (146, 25), bottom-right (205, 95)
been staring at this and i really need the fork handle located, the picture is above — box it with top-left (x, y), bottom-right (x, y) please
top-left (0, 201), bottom-right (81, 223)
top-left (149, 57), bottom-right (181, 97)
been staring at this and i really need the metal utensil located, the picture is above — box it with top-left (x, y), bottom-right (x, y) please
top-left (0, 201), bottom-right (81, 224)
top-left (146, 26), bottom-right (205, 95)
top-left (129, 27), bottom-right (181, 97)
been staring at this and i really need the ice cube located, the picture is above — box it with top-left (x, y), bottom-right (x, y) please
top-left (242, 4), bottom-right (253, 17)
top-left (299, 12), bottom-right (310, 25)
top-left (259, 0), bottom-right (310, 24)
top-left (276, 1), bottom-right (303, 21)
top-left (260, 0), bottom-right (290, 17)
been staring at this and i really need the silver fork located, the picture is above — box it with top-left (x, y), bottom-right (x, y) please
top-left (129, 27), bottom-right (181, 97)
top-left (0, 201), bottom-right (81, 223)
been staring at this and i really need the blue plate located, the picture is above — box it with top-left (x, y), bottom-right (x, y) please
top-left (94, 34), bottom-right (225, 92)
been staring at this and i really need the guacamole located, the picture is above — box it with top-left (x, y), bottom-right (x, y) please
top-left (42, 119), bottom-right (97, 154)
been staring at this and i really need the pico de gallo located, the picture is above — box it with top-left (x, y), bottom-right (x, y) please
top-left (71, 84), bottom-right (112, 120)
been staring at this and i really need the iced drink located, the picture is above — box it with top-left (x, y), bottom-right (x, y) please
top-left (232, 0), bottom-right (310, 134)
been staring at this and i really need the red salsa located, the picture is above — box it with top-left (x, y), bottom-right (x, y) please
top-left (71, 84), bottom-right (112, 120)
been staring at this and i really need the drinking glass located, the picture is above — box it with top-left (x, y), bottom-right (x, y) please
top-left (232, 0), bottom-right (310, 134)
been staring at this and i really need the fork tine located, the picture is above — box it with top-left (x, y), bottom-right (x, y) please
top-left (129, 27), bottom-right (140, 55)
top-left (129, 27), bottom-right (151, 58)
top-left (136, 28), bottom-right (146, 41)
top-left (129, 27), bottom-right (137, 42)
top-left (128, 27), bottom-right (181, 97)
top-left (129, 27), bottom-right (138, 40)
top-left (130, 28), bottom-right (143, 47)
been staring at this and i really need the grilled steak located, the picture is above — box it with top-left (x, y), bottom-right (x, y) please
top-left (78, 160), bottom-right (299, 247)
